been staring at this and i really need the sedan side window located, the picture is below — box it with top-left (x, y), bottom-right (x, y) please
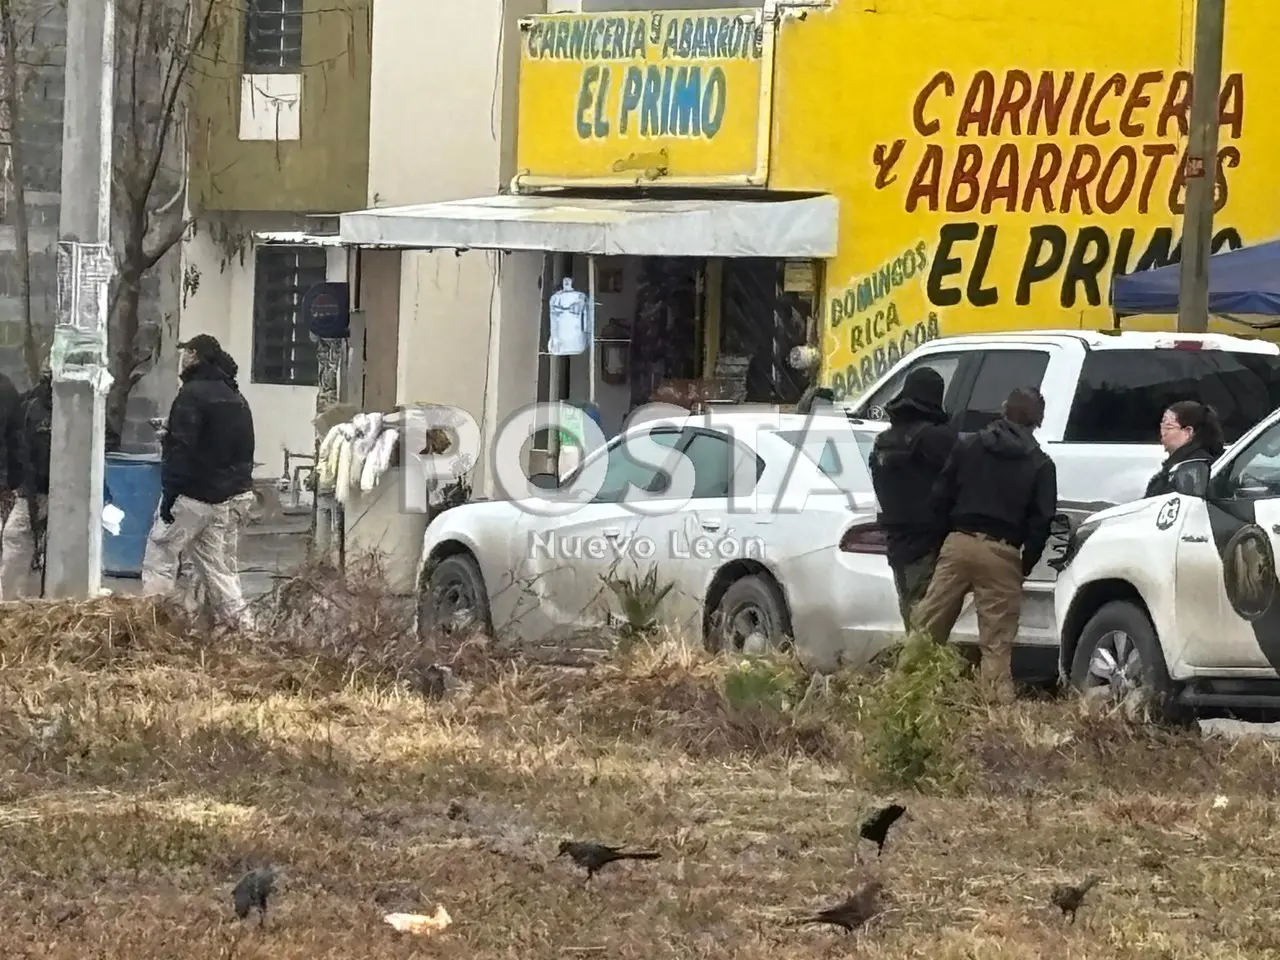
top-left (677, 430), bottom-right (764, 500)
top-left (591, 429), bottom-right (683, 503)
top-left (1224, 422), bottom-right (1280, 499)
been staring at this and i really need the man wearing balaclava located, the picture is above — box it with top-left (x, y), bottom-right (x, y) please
top-left (868, 366), bottom-right (959, 625)
top-left (141, 334), bottom-right (256, 630)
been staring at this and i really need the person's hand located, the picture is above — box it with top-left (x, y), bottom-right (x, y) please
top-left (160, 496), bottom-right (176, 525)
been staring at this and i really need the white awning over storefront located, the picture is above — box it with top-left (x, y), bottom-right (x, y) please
top-left (338, 193), bottom-right (838, 258)
top-left (253, 230), bottom-right (347, 247)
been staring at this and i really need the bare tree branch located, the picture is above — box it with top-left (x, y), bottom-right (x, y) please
top-left (0, 0), bottom-right (38, 383)
top-left (141, 213), bottom-right (191, 272)
top-left (130, 0), bottom-right (214, 236)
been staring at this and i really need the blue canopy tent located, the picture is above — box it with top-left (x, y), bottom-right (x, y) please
top-left (1112, 238), bottom-right (1280, 317)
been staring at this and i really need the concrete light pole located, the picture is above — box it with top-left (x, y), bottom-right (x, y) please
top-left (47, 0), bottom-right (116, 597)
top-left (1176, 0), bottom-right (1226, 334)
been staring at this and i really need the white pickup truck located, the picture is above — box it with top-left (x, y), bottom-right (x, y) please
top-left (843, 329), bottom-right (1280, 680)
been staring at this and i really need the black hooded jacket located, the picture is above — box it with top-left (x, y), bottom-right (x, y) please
top-left (162, 356), bottom-right (255, 507)
top-left (0, 371), bottom-right (20, 491)
top-left (931, 419), bottom-right (1058, 575)
top-left (1144, 438), bottom-right (1222, 499)
top-left (17, 376), bottom-right (52, 499)
top-left (869, 389), bottom-right (960, 566)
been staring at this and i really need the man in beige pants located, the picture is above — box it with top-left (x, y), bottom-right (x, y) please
top-left (144, 491), bottom-right (256, 626)
top-left (142, 334), bottom-right (256, 630)
top-left (911, 387), bottom-right (1057, 704)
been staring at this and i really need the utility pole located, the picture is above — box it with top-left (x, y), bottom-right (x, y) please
top-left (47, 0), bottom-right (115, 597)
top-left (1177, 0), bottom-right (1226, 334)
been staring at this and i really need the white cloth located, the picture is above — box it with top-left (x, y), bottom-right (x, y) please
top-left (318, 423), bottom-right (344, 461)
top-left (360, 427), bottom-right (400, 492)
top-left (320, 413), bottom-right (403, 499)
top-left (354, 413), bottom-right (386, 484)
top-left (548, 279), bottom-right (590, 356)
top-left (335, 438), bottom-right (354, 503)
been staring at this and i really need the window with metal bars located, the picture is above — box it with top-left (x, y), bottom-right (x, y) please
top-left (243, 0), bottom-right (305, 73)
top-left (251, 245), bottom-right (326, 386)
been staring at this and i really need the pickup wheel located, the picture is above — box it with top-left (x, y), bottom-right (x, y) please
top-left (1068, 600), bottom-right (1181, 720)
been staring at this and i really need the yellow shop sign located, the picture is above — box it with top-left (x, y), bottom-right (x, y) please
top-left (516, 10), bottom-right (771, 186)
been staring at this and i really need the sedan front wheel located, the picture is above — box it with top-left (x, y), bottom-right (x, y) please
top-left (418, 553), bottom-right (492, 640)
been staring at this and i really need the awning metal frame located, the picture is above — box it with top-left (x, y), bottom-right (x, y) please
top-left (337, 192), bottom-right (839, 259)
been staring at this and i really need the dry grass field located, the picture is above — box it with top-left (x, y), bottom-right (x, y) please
top-left (4, 593), bottom-right (1280, 959)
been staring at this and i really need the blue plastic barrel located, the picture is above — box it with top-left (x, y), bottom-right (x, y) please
top-left (103, 452), bottom-right (163, 578)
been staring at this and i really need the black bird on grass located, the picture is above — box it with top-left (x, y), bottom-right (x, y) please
top-left (1050, 875), bottom-right (1099, 923)
top-left (557, 840), bottom-right (661, 880)
top-left (796, 880), bottom-right (884, 933)
top-left (415, 663), bottom-right (450, 701)
top-left (233, 866), bottom-right (277, 926)
top-left (859, 803), bottom-right (906, 856)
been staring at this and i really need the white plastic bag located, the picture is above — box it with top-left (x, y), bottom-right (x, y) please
top-left (548, 278), bottom-right (590, 356)
top-left (101, 503), bottom-right (125, 536)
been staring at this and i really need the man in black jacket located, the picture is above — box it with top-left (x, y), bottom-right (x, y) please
top-left (912, 386), bottom-right (1057, 704)
top-left (0, 368), bottom-right (49, 599)
top-left (0, 368), bottom-right (23, 597)
top-left (141, 334), bottom-right (256, 629)
top-left (869, 367), bottom-right (959, 625)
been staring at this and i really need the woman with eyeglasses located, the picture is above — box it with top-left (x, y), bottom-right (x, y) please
top-left (1145, 401), bottom-right (1224, 499)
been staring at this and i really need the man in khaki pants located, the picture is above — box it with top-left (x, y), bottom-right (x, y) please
top-left (142, 334), bottom-right (256, 630)
top-left (911, 387), bottom-right (1057, 703)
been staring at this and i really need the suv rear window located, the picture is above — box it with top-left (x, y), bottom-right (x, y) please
top-left (1065, 349), bottom-right (1280, 443)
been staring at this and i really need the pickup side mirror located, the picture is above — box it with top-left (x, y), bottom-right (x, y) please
top-left (1169, 460), bottom-right (1211, 499)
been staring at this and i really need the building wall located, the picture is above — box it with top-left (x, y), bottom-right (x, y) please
top-left (357, 249), bottom-right (400, 412)
top-left (188, 0), bottom-right (372, 213)
top-left (178, 214), bottom-right (343, 479)
top-left (768, 0), bottom-right (1280, 401)
top-left (367, 0), bottom-right (531, 207)
top-left (366, 0), bottom-right (546, 496)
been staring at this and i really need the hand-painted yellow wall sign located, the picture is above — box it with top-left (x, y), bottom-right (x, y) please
top-left (516, 10), bottom-right (771, 186)
top-left (768, 0), bottom-right (1280, 401)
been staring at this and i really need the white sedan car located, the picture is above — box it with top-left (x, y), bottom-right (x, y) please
top-left (414, 410), bottom-right (908, 670)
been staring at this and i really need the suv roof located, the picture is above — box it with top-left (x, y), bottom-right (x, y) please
top-left (667, 410), bottom-right (890, 433)
top-left (912, 329), bottom-right (1280, 354)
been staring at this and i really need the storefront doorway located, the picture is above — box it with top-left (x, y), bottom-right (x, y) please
top-left (338, 191), bottom-right (839, 483)
top-left (536, 252), bottom-right (819, 441)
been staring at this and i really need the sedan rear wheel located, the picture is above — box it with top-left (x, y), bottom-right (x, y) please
top-left (709, 575), bottom-right (792, 654)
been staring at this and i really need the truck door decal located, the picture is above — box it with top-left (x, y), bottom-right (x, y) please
top-left (1155, 496), bottom-right (1180, 530)
top-left (1206, 501), bottom-right (1280, 670)
top-left (1221, 524), bottom-right (1276, 622)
